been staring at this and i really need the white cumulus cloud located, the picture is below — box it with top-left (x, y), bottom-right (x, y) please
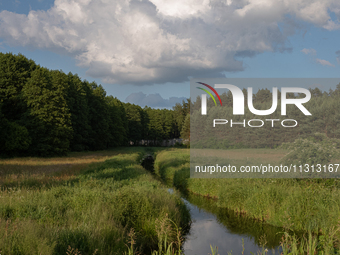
top-left (0, 0), bottom-right (340, 84)
top-left (301, 48), bottom-right (316, 55)
top-left (316, 58), bottom-right (335, 67)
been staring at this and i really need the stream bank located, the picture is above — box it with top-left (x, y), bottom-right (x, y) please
top-left (140, 150), bottom-right (284, 254)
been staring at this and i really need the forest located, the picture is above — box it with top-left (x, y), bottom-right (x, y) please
top-left (0, 53), bottom-right (190, 157)
top-left (1, 52), bottom-right (339, 157)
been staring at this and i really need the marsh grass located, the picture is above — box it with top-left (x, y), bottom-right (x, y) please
top-left (0, 147), bottom-right (190, 254)
top-left (0, 148), bottom-right (134, 190)
top-left (124, 214), bottom-right (185, 255)
top-left (154, 148), bottom-right (340, 234)
top-left (206, 227), bottom-right (339, 255)
top-left (122, 228), bottom-right (340, 255)
top-left (256, 227), bottom-right (339, 255)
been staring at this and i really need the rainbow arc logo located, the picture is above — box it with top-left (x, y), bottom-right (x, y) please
top-left (196, 82), bottom-right (222, 107)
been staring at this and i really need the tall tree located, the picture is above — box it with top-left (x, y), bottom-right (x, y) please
top-left (106, 96), bottom-right (128, 147)
top-left (22, 68), bottom-right (72, 156)
top-left (124, 103), bottom-right (143, 145)
top-left (66, 73), bottom-right (91, 151)
top-left (85, 82), bottom-right (110, 150)
top-left (0, 53), bottom-right (36, 123)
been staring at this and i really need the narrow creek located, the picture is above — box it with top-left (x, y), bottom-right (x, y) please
top-left (177, 190), bottom-right (283, 255)
top-left (142, 154), bottom-right (284, 254)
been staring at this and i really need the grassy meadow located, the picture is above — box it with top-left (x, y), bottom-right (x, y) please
top-left (154, 148), bottom-right (340, 235)
top-left (2, 146), bottom-right (340, 254)
top-left (0, 148), bottom-right (190, 255)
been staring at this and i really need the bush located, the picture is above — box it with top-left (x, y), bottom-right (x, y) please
top-left (279, 133), bottom-right (340, 165)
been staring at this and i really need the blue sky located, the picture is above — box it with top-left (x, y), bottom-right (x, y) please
top-left (0, 0), bottom-right (339, 108)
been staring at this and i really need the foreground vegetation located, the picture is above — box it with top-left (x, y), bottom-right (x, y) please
top-left (0, 148), bottom-right (190, 254)
top-left (154, 148), bottom-right (340, 244)
top-left (2, 146), bottom-right (340, 254)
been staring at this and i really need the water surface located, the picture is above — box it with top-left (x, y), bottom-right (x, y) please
top-left (180, 192), bottom-right (283, 255)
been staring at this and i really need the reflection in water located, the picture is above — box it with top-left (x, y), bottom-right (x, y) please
top-left (180, 192), bottom-right (284, 255)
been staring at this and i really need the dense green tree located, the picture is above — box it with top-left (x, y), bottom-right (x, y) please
top-left (254, 88), bottom-right (273, 103)
top-left (124, 103), bottom-right (143, 145)
top-left (172, 99), bottom-right (190, 137)
top-left (309, 87), bottom-right (323, 98)
top-left (0, 53), bottom-right (36, 122)
top-left (0, 106), bottom-right (31, 156)
top-left (112, 97), bottom-right (129, 145)
top-left (180, 113), bottom-right (190, 140)
top-left (84, 82), bottom-right (111, 150)
top-left (162, 109), bottom-right (174, 139)
top-left (191, 96), bottom-right (201, 113)
top-left (106, 96), bottom-right (128, 147)
top-left (0, 53), bottom-right (139, 156)
top-left (66, 73), bottom-right (91, 151)
top-left (22, 68), bottom-right (72, 156)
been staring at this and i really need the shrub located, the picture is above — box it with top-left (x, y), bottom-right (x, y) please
top-left (279, 133), bottom-right (340, 165)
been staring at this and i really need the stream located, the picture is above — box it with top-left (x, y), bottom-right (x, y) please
top-left (143, 156), bottom-right (284, 254)
top-left (175, 190), bottom-right (284, 255)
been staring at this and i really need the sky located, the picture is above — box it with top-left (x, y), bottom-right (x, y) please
top-left (0, 0), bottom-right (339, 109)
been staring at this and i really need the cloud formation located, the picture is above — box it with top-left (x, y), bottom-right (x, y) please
top-left (1, 0), bottom-right (340, 84)
top-left (301, 48), bottom-right (316, 55)
top-left (316, 58), bottom-right (335, 67)
top-left (125, 92), bottom-right (187, 108)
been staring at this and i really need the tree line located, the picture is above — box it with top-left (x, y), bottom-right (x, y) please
top-left (0, 53), bottom-right (189, 157)
top-left (3, 53), bottom-right (336, 155)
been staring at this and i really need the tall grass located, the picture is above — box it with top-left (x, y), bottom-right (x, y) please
top-left (154, 148), bottom-right (340, 233)
top-left (0, 148), bottom-right (190, 254)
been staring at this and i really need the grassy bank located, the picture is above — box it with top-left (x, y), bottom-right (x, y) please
top-left (0, 148), bottom-right (190, 255)
top-left (154, 148), bottom-right (340, 233)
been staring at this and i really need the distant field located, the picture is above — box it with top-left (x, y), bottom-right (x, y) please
top-left (191, 148), bottom-right (288, 168)
top-left (0, 148), bottom-right (131, 189)
top-left (191, 148), bottom-right (287, 161)
top-left (0, 149), bottom-right (124, 168)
